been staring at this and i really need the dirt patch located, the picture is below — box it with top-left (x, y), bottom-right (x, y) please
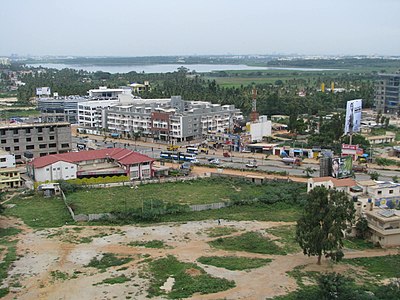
top-left (185, 268), bottom-right (202, 277)
top-left (2, 218), bottom-right (396, 300)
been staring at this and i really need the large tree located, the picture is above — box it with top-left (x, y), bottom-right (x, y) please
top-left (296, 186), bottom-right (355, 264)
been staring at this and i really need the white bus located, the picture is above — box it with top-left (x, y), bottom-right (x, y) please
top-left (186, 147), bottom-right (199, 154)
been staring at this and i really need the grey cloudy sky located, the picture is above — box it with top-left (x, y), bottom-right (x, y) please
top-left (1, 0), bottom-right (399, 56)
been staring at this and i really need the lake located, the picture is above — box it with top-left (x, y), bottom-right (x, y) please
top-left (27, 63), bottom-right (339, 74)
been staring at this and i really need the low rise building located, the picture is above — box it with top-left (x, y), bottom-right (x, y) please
top-left (364, 207), bottom-right (400, 247)
top-left (0, 122), bottom-right (71, 162)
top-left (27, 148), bottom-right (154, 182)
top-left (307, 177), bottom-right (357, 193)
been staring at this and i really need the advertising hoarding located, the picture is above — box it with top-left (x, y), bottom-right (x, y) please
top-left (331, 156), bottom-right (353, 179)
top-left (344, 99), bottom-right (362, 135)
top-left (36, 87), bottom-right (51, 96)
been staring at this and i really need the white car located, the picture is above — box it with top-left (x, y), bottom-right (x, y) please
top-left (209, 158), bottom-right (220, 165)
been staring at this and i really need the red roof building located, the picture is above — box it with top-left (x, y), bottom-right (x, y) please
top-left (27, 148), bottom-right (154, 182)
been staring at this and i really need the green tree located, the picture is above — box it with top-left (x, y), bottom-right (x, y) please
top-left (296, 187), bottom-right (355, 264)
top-left (355, 217), bottom-right (369, 239)
top-left (369, 171), bottom-right (380, 181)
top-left (303, 167), bottom-right (316, 178)
top-left (316, 273), bottom-right (366, 300)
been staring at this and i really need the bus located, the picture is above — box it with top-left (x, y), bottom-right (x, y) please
top-left (186, 147), bottom-right (199, 154)
top-left (160, 151), bottom-right (198, 162)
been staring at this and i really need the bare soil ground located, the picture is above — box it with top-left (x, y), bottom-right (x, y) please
top-left (1, 217), bottom-right (398, 300)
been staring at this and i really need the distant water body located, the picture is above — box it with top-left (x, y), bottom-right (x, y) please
top-left (27, 63), bottom-right (339, 74)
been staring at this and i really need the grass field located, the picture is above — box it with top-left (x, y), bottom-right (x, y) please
top-left (197, 256), bottom-right (272, 271)
top-left (146, 255), bottom-right (235, 299)
top-left (6, 195), bottom-right (73, 228)
top-left (209, 231), bottom-right (286, 255)
top-left (66, 178), bottom-right (305, 215)
top-left (265, 225), bottom-right (301, 254)
top-left (343, 255), bottom-right (400, 279)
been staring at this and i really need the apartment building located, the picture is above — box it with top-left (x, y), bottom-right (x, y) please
top-left (0, 122), bottom-right (71, 162)
top-left (105, 96), bottom-right (243, 142)
top-left (37, 96), bottom-right (90, 123)
top-left (374, 73), bottom-right (400, 114)
top-left (0, 150), bottom-right (22, 189)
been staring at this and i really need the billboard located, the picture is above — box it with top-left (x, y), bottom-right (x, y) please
top-left (331, 156), bottom-right (353, 179)
top-left (344, 99), bottom-right (362, 135)
top-left (36, 87), bottom-right (51, 96)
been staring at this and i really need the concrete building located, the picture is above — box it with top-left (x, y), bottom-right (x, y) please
top-left (27, 148), bottom-right (154, 182)
top-left (0, 122), bottom-right (71, 162)
top-left (366, 132), bottom-right (396, 145)
top-left (103, 96), bottom-right (243, 142)
top-left (0, 150), bottom-right (22, 190)
top-left (0, 149), bottom-right (16, 168)
top-left (37, 96), bottom-right (90, 123)
top-left (307, 177), bottom-right (357, 193)
top-left (364, 207), bottom-right (400, 247)
top-left (374, 73), bottom-right (400, 114)
top-left (246, 115), bottom-right (272, 142)
top-left (88, 86), bottom-right (132, 98)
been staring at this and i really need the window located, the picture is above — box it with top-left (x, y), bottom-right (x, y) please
top-left (14, 146), bottom-right (19, 151)
top-left (26, 145), bottom-right (34, 150)
top-left (49, 136), bottom-right (55, 140)
top-left (65, 167), bottom-right (68, 169)
top-left (61, 143), bottom-right (69, 148)
top-left (5, 147), bottom-right (10, 151)
top-left (40, 153), bottom-right (47, 157)
top-left (25, 128), bottom-right (31, 134)
top-left (26, 138), bottom-right (31, 142)
top-left (0, 130), bottom-right (5, 135)
top-left (39, 144), bottom-right (47, 149)
top-left (37, 127), bottom-right (43, 133)
top-left (13, 129), bottom-right (18, 134)
top-left (46, 168), bottom-right (49, 171)
top-left (49, 127), bottom-right (55, 132)
top-left (13, 138), bottom-right (19, 143)
top-left (49, 143), bottom-right (56, 148)
top-left (15, 155), bottom-right (21, 159)
top-left (38, 137), bottom-right (43, 141)
top-left (0, 158), bottom-right (5, 162)
top-left (1, 140), bottom-right (5, 144)
top-left (389, 190), bottom-right (394, 194)
top-left (378, 191), bottom-right (382, 195)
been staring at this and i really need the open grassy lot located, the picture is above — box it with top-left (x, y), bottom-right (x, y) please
top-left (146, 255), bottom-right (235, 299)
top-left (343, 254), bottom-right (400, 279)
top-left (265, 225), bottom-right (301, 254)
top-left (209, 231), bottom-right (286, 255)
top-left (66, 178), bottom-right (306, 215)
top-left (197, 256), bottom-right (272, 271)
top-left (6, 194), bottom-right (73, 228)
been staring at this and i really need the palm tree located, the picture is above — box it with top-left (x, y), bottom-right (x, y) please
top-left (303, 167), bottom-right (316, 178)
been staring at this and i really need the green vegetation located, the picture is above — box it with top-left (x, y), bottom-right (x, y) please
top-left (197, 256), bottom-right (272, 271)
top-left (343, 255), bottom-right (400, 279)
top-left (50, 270), bottom-right (70, 281)
top-left (0, 226), bottom-right (21, 298)
top-left (85, 253), bottom-right (133, 271)
top-left (296, 187), bottom-right (355, 264)
top-left (6, 195), bottom-right (73, 228)
top-left (209, 231), bottom-right (286, 255)
top-left (342, 238), bottom-right (375, 250)
top-left (266, 225), bottom-right (301, 254)
top-left (94, 275), bottom-right (130, 285)
top-left (67, 178), bottom-right (305, 215)
top-left (204, 226), bottom-right (238, 237)
top-left (147, 255), bottom-right (235, 299)
top-left (127, 240), bottom-right (167, 249)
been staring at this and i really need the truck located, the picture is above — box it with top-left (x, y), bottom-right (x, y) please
top-left (167, 145), bottom-right (180, 151)
top-left (282, 157), bottom-right (302, 166)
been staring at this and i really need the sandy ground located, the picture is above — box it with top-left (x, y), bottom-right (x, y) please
top-left (1, 217), bottom-right (399, 300)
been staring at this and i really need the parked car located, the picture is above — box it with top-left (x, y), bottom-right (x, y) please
top-left (352, 164), bottom-right (368, 173)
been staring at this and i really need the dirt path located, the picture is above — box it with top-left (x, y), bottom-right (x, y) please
top-left (1, 217), bottom-right (398, 300)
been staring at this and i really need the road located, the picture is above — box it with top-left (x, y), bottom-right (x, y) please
top-left (72, 135), bottom-right (400, 182)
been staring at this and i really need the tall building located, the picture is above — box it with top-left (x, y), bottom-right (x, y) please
top-left (0, 122), bottom-right (72, 162)
top-left (374, 73), bottom-right (400, 114)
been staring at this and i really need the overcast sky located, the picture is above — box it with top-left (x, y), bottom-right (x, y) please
top-left (1, 0), bottom-right (399, 57)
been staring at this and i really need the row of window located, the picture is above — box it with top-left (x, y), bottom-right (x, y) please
top-left (2, 143), bottom-right (69, 152)
top-left (1, 136), bottom-right (56, 143)
top-left (45, 166), bottom-right (75, 171)
top-left (0, 127), bottom-right (55, 135)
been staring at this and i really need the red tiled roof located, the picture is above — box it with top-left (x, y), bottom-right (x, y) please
top-left (31, 148), bottom-right (153, 168)
top-left (310, 176), bottom-right (356, 187)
